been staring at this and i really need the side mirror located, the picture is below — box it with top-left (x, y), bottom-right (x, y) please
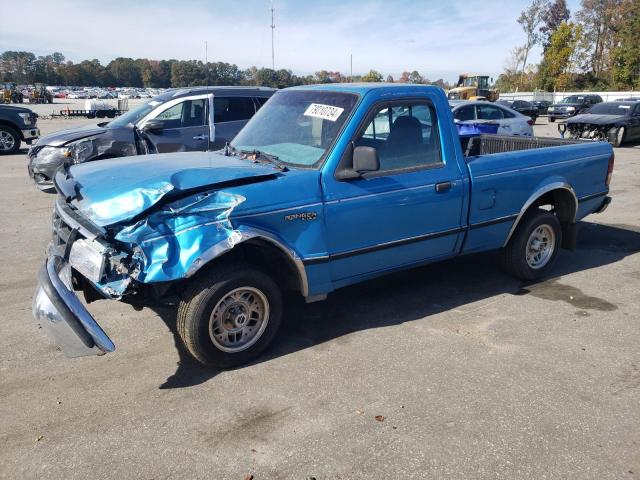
top-left (353, 146), bottom-right (380, 173)
top-left (142, 119), bottom-right (164, 133)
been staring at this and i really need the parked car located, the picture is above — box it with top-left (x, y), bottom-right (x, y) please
top-left (547, 94), bottom-right (603, 122)
top-left (451, 100), bottom-right (534, 136)
top-left (0, 105), bottom-right (39, 154)
top-left (28, 86), bottom-right (276, 191)
top-left (616, 97), bottom-right (640, 102)
top-left (66, 91), bottom-right (88, 99)
top-left (497, 99), bottom-right (539, 123)
top-left (562, 100), bottom-right (640, 147)
top-left (533, 100), bottom-right (552, 115)
top-left (32, 84), bottom-right (613, 368)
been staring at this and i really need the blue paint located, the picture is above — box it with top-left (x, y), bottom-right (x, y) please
top-left (61, 84), bottom-right (612, 299)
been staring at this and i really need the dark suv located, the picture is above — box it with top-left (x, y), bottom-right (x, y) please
top-left (28, 86), bottom-right (275, 192)
top-left (548, 94), bottom-right (603, 122)
top-left (0, 105), bottom-right (39, 154)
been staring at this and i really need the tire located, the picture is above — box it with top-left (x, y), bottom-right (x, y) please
top-left (177, 263), bottom-right (283, 368)
top-left (501, 210), bottom-right (562, 281)
top-left (612, 126), bottom-right (625, 147)
top-left (548, 117), bottom-right (555, 123)
top-left (0, 125), bottom-right (20, 155)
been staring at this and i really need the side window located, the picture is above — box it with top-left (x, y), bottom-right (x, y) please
top-left (355, 102), bottom-right (442, 172)
top-left (255, 97), bottom-right (269, 109)
top-left (477, 105), bottom-right (504, 120)
top-left (155, 99), bottom-right (206, 128)
top-left (454, 105), bottom-right (475, 121)
top-left (500, 107), bottom-right (515, 118)
top-left (214, 97), bottom-right (256, 123)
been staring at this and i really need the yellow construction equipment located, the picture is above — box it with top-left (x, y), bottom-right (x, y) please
top-left (447, 74), bottom-right (499, 101)
top-left (28, 83), bottom-right (53, 104)
top-left (1, 83), bottom-right (24, 104)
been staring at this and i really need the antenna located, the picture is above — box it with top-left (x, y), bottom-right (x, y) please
top-left (270, 1), bottom-right (275, 70)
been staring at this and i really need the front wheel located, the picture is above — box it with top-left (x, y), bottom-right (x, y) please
top-left (501, 210), bottom-right (562, 281)
top-left (0, 125), bottom-right (20, 154)
top-left (177, 264), bottom-right (283, 368)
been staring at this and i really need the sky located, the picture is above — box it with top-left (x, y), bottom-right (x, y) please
top-left (0, 0), bottom-right (582, 82)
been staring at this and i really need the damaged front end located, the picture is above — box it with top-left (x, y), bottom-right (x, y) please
top-left (34, 185), bottom-right (256, 357)
top-left (561, 122), bottom-right (617, 143)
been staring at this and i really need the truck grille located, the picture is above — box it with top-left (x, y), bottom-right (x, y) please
top-left (52, 208), bottom-right (75, 249)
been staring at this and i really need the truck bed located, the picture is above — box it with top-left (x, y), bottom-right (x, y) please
top-left (461, 134), bottom-right (582, 158)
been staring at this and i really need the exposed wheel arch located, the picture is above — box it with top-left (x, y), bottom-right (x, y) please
top-left (504, 183), bottom-right (577, 247)
top-left (185, 230), bottom-right (309, 297)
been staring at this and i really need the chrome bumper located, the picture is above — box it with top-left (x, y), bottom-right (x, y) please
top-left (21, 128), bottom-right (40, 141)
top-left (32, 255), bottom-right (115, 357)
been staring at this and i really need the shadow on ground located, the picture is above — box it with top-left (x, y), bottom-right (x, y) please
top-left (156, 221), bottom-right (640, 389)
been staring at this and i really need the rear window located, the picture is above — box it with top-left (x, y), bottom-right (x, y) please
top-left (214, 97), bottom-right (256, 123)
top-left (586, 103), bottom-right (633, 115)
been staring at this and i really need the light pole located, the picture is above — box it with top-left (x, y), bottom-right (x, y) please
top-left (270, 2), bottom-right (275, 70)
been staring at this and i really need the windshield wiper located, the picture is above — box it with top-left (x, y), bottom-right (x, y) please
top-left (240, 148), bottom-right (289, 171)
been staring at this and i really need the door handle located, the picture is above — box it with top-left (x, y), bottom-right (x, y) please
top-left (435, 181), bottom-right (452, 193)
top-left (193, 134), bottom-right (208, 140)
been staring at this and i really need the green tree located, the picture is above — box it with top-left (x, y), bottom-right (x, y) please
top-left (537, 21), bottom-right (583, 91)
top-left (611, 0), bottom-right (640, 89)
top-left (361, 69), bottom-right (383, 82)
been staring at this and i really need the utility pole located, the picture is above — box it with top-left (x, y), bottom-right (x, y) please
top-left (270, 2), bottom-right (275, 70)
top-left (350, 54), bottom-right (353, 82)
top-left (205, 41), bottom-right (209, 85)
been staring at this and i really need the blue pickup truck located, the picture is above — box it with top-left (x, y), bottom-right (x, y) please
top-left (33, 84), bottom-right (613, 368)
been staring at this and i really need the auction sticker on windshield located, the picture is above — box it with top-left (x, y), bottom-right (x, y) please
top-left (304, 103), bottom-right (344, 122)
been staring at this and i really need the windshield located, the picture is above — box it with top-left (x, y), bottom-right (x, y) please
top-left (559, 96), bottom-right (585, 104)
top-left (108, 98), bottom-right (163, 127)
top-left (586, 102), bottom-right (633, 115)
top-left (231, 90), bottom-right (358, 168)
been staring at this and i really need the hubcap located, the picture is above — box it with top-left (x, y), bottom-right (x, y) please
top-left (526, 224), bottom-right (556, 269)
top-left (209, 287), bottom-right (269, 353)
top-left (0, 131), bottom-right (15, 151)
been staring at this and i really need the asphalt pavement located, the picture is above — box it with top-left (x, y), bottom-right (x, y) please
top-left (1, 110), bottom-right (639, 479)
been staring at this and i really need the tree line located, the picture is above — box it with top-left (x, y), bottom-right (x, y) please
top-left (497, 0), bottom-right (639, 92)
top-left (0, 51), bottom-right (451, 89)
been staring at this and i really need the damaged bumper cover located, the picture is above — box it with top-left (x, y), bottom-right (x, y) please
top-left (33, 255), bottom-right (115, 357)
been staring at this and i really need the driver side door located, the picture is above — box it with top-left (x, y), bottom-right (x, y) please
top-left (141, 94), bottom-right (211, 153)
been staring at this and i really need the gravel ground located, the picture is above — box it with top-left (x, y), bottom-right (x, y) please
top-left (0, 111), bottom-right (639, 480)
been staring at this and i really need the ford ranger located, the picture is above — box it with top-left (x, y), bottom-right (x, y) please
top-left (33, 84), bottom-right (614, 368)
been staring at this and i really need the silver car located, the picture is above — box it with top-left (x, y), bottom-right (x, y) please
top-left (450, 101), bottom-right (534, 136)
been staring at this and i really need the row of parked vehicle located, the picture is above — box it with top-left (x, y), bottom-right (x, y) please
top-left (21, 84), bottom-right (616, 371)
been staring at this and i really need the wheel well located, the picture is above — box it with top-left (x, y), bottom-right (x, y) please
top-left (511, 187), bottom-right (578, 249)
top-left (195, 238), bottom-right (304, 295)
top-left (0, 120), bottom-right (20, 138)
top-left (530, 188), bottom-right (576, 226)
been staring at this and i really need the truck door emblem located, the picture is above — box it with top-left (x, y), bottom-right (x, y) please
top-left (284, 212), bottom-right (317, 221)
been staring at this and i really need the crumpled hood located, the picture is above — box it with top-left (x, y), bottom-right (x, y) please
top-left (566, 113), bottom-right (627, 125)
top-left (35, 124), bottom-right (109, 147)
top-left (55, 151), bottom-right (278, 227)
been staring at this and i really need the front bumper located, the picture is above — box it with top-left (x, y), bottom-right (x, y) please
top-left (21, 127), bottom-right (40, 142)
top-left (32, 255), bottom-right (115, 357)
top-left (548, 110), bottom-right (575, 118)
top-left (27, 147), bottom-right (58, 192)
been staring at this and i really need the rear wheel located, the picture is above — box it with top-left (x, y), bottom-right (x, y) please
top-left (501, 210), bottom-right (562, 281)
top-left (0, 125), bottom-right (20, 154)
top-left (177, 263), bottom-right (283, 368)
